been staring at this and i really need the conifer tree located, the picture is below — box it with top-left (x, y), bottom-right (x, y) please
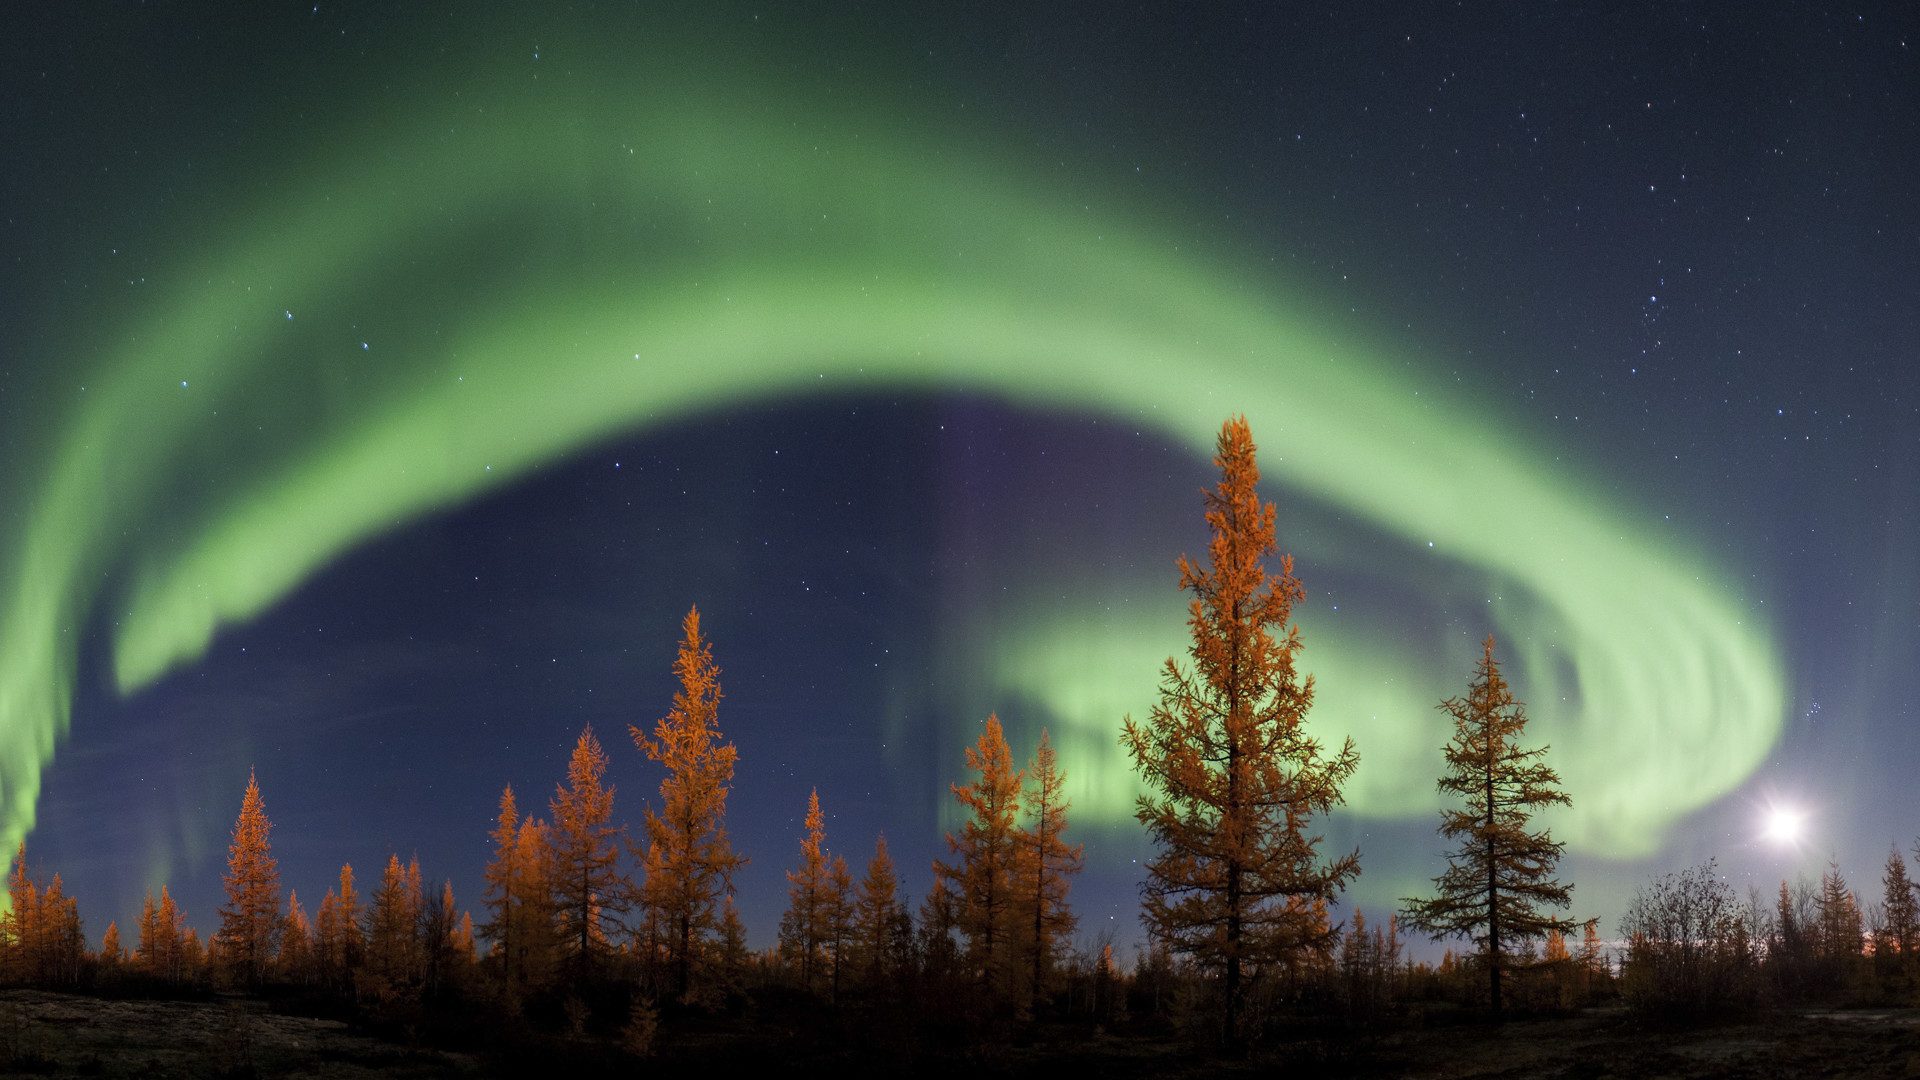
top-left (280, 890), bottom-right (313, 983)
top-left (1018, 727), bottom-right (1083, 1008)
top-left (634, 606), bottom-right (746, 1001)
top-left (1122, 417), bottom-right (1360, 1041)
top-left (1881, 846), bottom-right (1918, 961)
top-left (1815, 862), bottom-right (1862, 962)
top-left (479, 785), bottom-right (521, 980)
top-left (779, 788), bottom-right (834, 993)
top-left (551, 727), bottom-right (623, 983)
top-left (936, 713), bottom-right (1025, 996)
top-left (100, 921), bottom-right (124, 967)
top-left (717, 894), bottom-right (751, 998)
top-left (515, 816), bottom-right (558, 986)
top-left (315, 863), bottom-right (363, 990)
top-left (137, 886), bottom-right (187, 984)
top-left (854, 834), bottom-right (908, 987)
top-left (827, 853), bottom-right (855, 1001)
top-left (3, 843), bottom-right (36, 983)
top-left (218, 769), bottom-right (282, 985)
top-left (1402, 636), bottom-right (1575, 1015)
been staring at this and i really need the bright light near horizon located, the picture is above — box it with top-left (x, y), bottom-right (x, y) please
top-left (1764, 806), bottom-right (1804, 845)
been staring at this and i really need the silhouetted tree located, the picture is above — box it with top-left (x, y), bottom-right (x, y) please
top-left (217, 769), bottom-right (281, 985)
top-left (1878, 845), bottom-right (1919, 994)
top-left (634, 605), bottom-right (746, 1003)
top-left (1402, 636), bottom-right (1574, 1015)
top-left (1122, 416), bottom-right (1360, 1042)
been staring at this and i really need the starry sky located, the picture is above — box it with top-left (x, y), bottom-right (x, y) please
top-left (2, 3), bottom-right (1914, 954)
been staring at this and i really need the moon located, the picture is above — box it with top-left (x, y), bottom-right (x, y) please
top-left (1763, 806), bottom-right (1804, 845)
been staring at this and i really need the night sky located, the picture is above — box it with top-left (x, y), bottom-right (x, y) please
top-left (3, 3), bottom-right (1914, 956)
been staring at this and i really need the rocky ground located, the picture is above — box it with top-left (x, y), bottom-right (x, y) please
top-left (0, 989), bottom-right (1913, 1078)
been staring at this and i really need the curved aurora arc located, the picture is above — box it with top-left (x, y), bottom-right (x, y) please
top-left (0, 74), bottom-right (1781, 867)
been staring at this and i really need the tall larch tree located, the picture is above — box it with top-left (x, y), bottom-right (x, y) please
top-left (315, 863), bottom-right (363, 991)
top-left (853, 834), bottom-right (909, 987)
top-left (550, 727), bottom-right (623, 983)
top-left (1401, 636), bottom-right (1575, 1015)
top-left (218, 769), bottom-right (281, 986)
top-left (1121, 416), bottom-right (1360, 1043)
top-left (365, 853), bottom-right (425, 990)
top-left (1019, 727), bottom-right (1083, 1009)
top-left (935, 713), bottom-right (1025, 996)
top-left (479, 785), bottom-right (522, 981)
top-left (779, 788), bottom-right (834, 994)
top-left (509, 816), bottom-right (557, 989)
top-left (634, 605), bottom-right (746, 1002)
top-left (826, 853), bottom-right (855, 1001)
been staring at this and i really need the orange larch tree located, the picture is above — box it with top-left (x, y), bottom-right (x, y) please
top-left (315, 863), bottom-right (363, 991)
top-left (1401, 637), bottom-right (1574, 1015)
top-left (1018, 727), bottom-right (1083, 1009)
top-left (280, 890), bottom-right (313, 984)
top-left (217, 769), bottom-right (282, 986)
top-left (550, 727), bottom-right (623, 983)
top-left (509, 815), bottom-right (557, 989)
top-left (936, 713), bottom-right (1025, 997)
top-left (1122, 416), bottom-right (1361, 1044)
top-left (853, 834), bottom-right (910, 988)
top-left (479, 785), bottom-right (522, 981)
top-left (778, 788), bottom-right (834, 994)
top-left (634, 605), bottom-right (746, 1002)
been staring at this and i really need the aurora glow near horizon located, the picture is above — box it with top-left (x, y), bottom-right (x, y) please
top-left (1, 16), bottom-right (1789, 880)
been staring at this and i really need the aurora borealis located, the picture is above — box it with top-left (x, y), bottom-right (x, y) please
top-left (4, 4), bottom-right (1912, 945)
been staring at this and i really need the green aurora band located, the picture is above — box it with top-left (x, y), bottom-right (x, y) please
top-left (0, 54), bottom-right (1782, 864)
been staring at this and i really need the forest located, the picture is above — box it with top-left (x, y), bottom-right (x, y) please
top-left (1, 418), bottom-right (1915, 1076)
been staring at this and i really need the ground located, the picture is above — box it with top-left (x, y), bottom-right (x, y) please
top-left (0, 991), bottom-right (1914, 1078)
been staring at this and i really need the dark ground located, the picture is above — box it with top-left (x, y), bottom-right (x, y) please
top-left (0, 990), bottom-right (1914, 1078)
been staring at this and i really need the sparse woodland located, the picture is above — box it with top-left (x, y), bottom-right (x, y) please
top-left (3, 416), bottom-right (1918, 1069)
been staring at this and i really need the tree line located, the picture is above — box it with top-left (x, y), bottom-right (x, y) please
top-left (0, 415), bottom-right (1911, 1057)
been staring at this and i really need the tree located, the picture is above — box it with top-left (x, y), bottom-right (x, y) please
top-left (280, 891), bottom-right (314, 983)
top-left (1401, 636), bottom-right (1575, 1014)
top-left (935, 713), bottom-right (1025, 996)
top-left (1815, 862), bottom-right (1862, 967)
top-left (1018, 728), bottom-right (1083, 1009)
top-left (138, 886), bottom-right (187, 984)
top-left (853, 834), bottom-right (910, 988)
top-left (364, 853), bottom-right (423, 989)
top-left (479, 786), bottom-right (522, 982)
top-left (315, 864), bottom-right (363, 990)
top-left (634, 605), bottom-right (747, 1002)
top-left (550, 727), bottom-right (623, 983)
top-left (779, 788), bottom-right (834, 993)
top-left (218, 769), bottom-right (282, 985)
top-left (1121, 416), bottom-right (1360, 1042)
top-left (1879, 845), bottom-right (1918, 990)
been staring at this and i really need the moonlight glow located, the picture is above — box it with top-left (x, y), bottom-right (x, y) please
top-left (0, 28), bottom-right (1783, 869)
